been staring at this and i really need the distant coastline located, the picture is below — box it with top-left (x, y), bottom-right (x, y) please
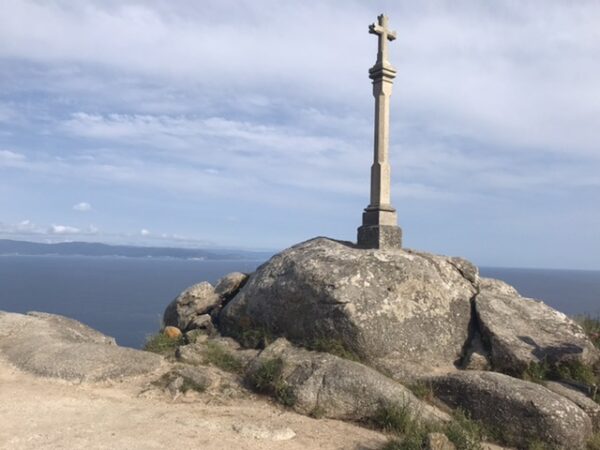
top-left (0, 239), bottom-right (273, 261)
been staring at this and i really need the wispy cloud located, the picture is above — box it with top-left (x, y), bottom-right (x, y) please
top-left (73, 201), bottom-right (92, 212)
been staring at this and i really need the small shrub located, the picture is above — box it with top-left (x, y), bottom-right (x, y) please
top-left (574, 315), bottom-right (600, 349)
top-left (528, 440), bottom-right (550, 450)
top-left (144, 331), bottom-right (183, 356)
top-left (307, 338), bottom-right (361, 362)
top-left (554, 360), bottom-right (597, 386)
top-left (380, 435), bottom-right (423, 450)
top-left (523, 358), bottom-right (596, 384)
top-left (238, 327), bottom-right (274, 349)
top-left (522, 360), bottom-right (551, 384)
top-left (371, 402), bottom-right (417, 435)
top-left (379, 439), bottom-right (405, 450)
top-left (444, 409), bottom-right (484, 450)
top-left (202, 341), bottom-right (243, 373)
top-left (247, 357), bottom-right (296, 406)
top-left (309, 406), bottom-right (326, 419)
top-left (180, 377), bottom-right (208, 393)
top-left (408, 381), bottom-right (434, 402)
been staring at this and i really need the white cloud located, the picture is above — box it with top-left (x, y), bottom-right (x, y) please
top-left (49, 224), bottom-right (80, 234)
top-left (140, 228), bottom-right (150, 236)
top-left (73, 201), bottom-right (92, 212)
top-left (0, 150), bottom-right (26, 167)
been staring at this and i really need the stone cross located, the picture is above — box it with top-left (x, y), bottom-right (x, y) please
top-left (357, 14), bottom-right (403, 249)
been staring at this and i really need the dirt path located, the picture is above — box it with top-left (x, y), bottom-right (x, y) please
top-left (0, 358), bottom-right (386, 450)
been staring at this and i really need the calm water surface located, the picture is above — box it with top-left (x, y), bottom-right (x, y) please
top-left (0, 255), bottom-right (261, 348)
top-left (0, 255), bottom-right (598, 348)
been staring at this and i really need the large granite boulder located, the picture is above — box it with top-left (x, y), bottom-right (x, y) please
top-left (246, 338), bottom-right (448, 423)
top-left (476, 278), bottom-right (600, 375)
top-left (429, 371), bottom-right (593, 449)
top-left (221, 238), bottom-right (477, 379)
top-left (0, 311), bottom-right (163, 381)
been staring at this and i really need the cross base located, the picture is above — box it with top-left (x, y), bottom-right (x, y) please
top-left (357, 224), bottom-right (402, 249)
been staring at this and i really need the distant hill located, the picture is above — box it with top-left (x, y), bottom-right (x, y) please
top-left (0, 239), bottom-right (273, 261)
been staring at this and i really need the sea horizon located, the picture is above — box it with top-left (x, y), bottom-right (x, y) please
top-left (0, 254), bottom-right (598, 349)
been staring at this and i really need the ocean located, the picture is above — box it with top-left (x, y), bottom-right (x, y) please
top-left (0, 255), bottom-right (598, 349)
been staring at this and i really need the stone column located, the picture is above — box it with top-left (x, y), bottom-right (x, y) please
top-left (357, 14), bottom-right (402, 249)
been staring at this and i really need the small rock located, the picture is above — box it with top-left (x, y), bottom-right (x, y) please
top-left (425, 432), bottom-right (456, 450)
top-left (167, 376), bottom-right (184, 396)
top-left (215, 272), bottom-right (248, 300)
top-left (185, 329), bottom-right (208, 345)
top-left (163, 282), bottom-right (220, 331)
top-left (163, 326), bottom-right (182, 339)
top-left (188, 314), bottom-right (215, 335)
top-left (176, 344), bottom-right (204, 365)
top-left (462, 332), bottom-right (490, 371)
top-left (231, 423), bottom-right (296, 441)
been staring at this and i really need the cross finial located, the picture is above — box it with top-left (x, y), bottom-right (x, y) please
top-left (369, 14), bottom-right (396, 66)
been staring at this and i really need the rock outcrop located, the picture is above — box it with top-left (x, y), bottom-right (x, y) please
top-left (161, 236), bottom-right (600, 448)
top-left (429, 371), bottom-right (593, 448)
top-left (476, 278), bottom-right (599, 375)
top-left (246, 338), bottom-right (448, 423)
top-left (221, 238), bottom-right (477, 379)
top-left (164, 273), bottom-right (249, 332)
top-left (0, 311), bottom-right (163, 381)
top-left (163, 282), bottom-right (221, 331)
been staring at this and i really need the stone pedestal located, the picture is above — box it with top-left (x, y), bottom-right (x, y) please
top-left (357, 224), bottom-right (402, 249)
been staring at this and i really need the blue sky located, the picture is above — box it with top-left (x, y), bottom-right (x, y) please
top-left (0, 1), bottom-right (599, 269)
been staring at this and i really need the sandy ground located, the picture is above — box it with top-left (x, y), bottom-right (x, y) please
top-left (0, 357), bottom-right (387, 450)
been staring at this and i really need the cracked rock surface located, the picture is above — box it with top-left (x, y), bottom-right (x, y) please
top-left (221, 237), bottom-right (477, 380)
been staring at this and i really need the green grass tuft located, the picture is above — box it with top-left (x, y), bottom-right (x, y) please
top-left (408, 381), bottom-right (434, 402)
top-left (144, 331), bottom-right (183, 356)
top-left (306, 337), bottom-right (361, 362)
top-left (444, 409), bottom-right (484, 450)
top-left (180, 377), bottom-right (208, 393)
top-left (522, 360), bottom-right (551, 384)
top-left (247, 357), bottom-right (296, 406)
top-left (574, 315), bottom-right (600, 349)
top-left (371, 402), bottom-right (417, 435)
top-left (202, 341), bottom-right (243, 373)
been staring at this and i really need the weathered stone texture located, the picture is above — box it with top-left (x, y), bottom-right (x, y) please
top-left (220, 238), bottom-right (477, 380)
top-left (0, 311), bottom-right (163, 381)
top-left (247, 338), bottom-right (448, 423)
top-left (429, 371), bottom-right (593, 449)
top-left (476, 278), bottom-right (599, 375)
top-left (544, 381), bottom-right (600, 431)
top-left (163, 282), bottom-right (220, 331)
